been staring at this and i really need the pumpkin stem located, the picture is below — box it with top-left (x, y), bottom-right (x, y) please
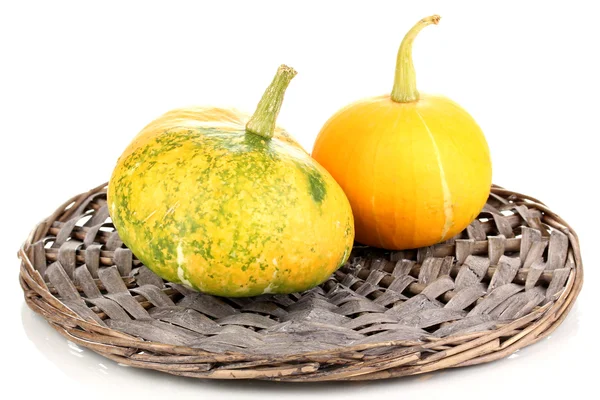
top-left (390, 15), bottom-right (440, 103)
top-left (246, 65), bottom-right (297, 139)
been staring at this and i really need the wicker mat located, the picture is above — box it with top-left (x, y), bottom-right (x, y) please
top-left (18, 183), bottom-right (583, 381)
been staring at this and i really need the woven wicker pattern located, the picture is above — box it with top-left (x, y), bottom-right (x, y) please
top-left (18, 183), bottom-right (582, 381)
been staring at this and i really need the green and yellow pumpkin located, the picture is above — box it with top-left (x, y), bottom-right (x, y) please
top-left (108, 66), bottom-right (354, 297)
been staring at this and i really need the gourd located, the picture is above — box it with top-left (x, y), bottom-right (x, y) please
top-left (312, 15), bottom-right (492, 250)
top-left (108, 65), bottom-right (354, 297)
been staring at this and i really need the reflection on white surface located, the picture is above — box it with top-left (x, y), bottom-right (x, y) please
top-left (20, 301), bottom-right (582, 398)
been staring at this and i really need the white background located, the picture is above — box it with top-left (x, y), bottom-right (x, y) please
top-left (1, 0), bottom-right (598, 398)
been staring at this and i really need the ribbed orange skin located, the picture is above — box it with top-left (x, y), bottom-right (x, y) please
top-left (312, 94), bottom-right (492, 250)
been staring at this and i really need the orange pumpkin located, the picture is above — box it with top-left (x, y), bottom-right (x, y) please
top-left (312, 15), bottom-right (492, 250)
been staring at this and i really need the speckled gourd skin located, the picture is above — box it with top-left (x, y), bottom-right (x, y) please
top-left (108, 107), bottom-right (354, 297)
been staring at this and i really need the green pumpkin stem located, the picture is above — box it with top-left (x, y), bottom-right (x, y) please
top-left (246, 65), bottom-right (297, 139)
top-left (390, 15), bottom-right (440, 103)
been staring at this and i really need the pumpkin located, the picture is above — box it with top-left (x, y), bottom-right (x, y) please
top-left (312, 15), bottom-right (492, 250)
top-left (108, 65), bottom-right (354, 297)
